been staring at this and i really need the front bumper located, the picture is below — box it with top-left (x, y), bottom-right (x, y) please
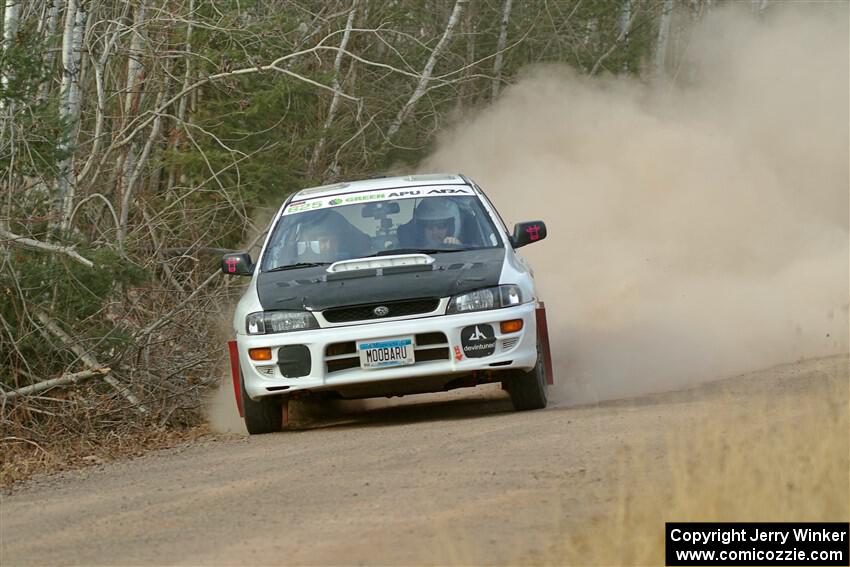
top-left (236, 302), bottom-right (538, 400)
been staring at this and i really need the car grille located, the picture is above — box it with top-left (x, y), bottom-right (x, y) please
top-left (323, 298), bottom-right (440, 323)
top-left (325, 332), bottom-right (450, 374)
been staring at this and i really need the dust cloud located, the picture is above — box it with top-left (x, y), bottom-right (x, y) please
top-left (206, 375), bottom-right (248, 434)
top-left (422, 4), bottom-right (849, 404)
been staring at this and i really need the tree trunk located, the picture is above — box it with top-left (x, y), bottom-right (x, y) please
top-left (619, 0), bottom-right (631, 71)
top-left (54, 0), bottom-right (85, 234)
top-left (119, 86), bottom-right (165, 245)
top-left (490, 0), bottom-right (512, 100)
top-left (1, 1), bottom-right (21, 232)
top-left (37, 0), bottom-right (63, 102)
top-left (620, 0), bottom-right (632, 36)
top-left (2, 367), bottom-right (111, 401)
top-left (124, 1), bottom-right (145, 119)
top-left (654, 0), bottom-right (673, 80)
top-left (166, 0), bottom-right (194, 193)
top-left (117, 1), bottom-right (146, 247)
top-left (1, 0), bottom-right (21, 106)
top-left (590, 0), bottom-right (637, 76)
top-left (2, 1), bottom-right (20, 54)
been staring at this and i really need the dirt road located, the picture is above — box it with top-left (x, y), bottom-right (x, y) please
top-left (2, 356), bottom-right (846, 566)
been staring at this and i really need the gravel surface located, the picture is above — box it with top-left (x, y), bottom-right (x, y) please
top-left (1, 356), bottom-right (846, 566)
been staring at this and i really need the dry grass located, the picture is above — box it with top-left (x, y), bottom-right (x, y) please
top-left (557, 359), bottom-right (849, 565)
top-left (0, 424), bottom-right (212, 490)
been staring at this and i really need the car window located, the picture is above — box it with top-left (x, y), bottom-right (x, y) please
top-left (261, 193), bottom-right (503, 271)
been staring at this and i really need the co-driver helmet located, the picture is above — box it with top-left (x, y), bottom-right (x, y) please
top-left (412, 198), bottom-right (461, 236)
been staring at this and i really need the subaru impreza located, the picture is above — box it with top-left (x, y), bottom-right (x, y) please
top-left (223, 173), bottom-right (552, 434)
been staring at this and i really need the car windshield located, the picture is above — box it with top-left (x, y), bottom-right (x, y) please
top-left (261, 193), bottom-right (503, 271)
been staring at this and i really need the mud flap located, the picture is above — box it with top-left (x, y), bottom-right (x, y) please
top-left (227, 340), bottom-right (244, 417)
top-left (535, 302), bottom-right (555, 385)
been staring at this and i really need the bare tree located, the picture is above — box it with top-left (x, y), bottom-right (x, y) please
top-left (384, 0), bottom-right (466, 145)
top-left (308, 0), bottom-right (359, 179)
top-left (590, 0), bottom-right (639, 76)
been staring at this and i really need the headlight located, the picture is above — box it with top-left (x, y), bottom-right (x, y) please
top-left (246, 311), bottom-right (318, 334)
top-left (447, 285), bottom-right (524, 314)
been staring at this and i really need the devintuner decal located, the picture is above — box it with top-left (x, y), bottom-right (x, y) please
top-left (460, 324), bottom-right (496, 358)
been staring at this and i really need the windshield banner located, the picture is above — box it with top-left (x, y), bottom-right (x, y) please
top-left (282, 185), bottom-right (474, 216)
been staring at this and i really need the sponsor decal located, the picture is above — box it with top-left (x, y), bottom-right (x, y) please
top-left (526, 224), bottom-right (541, 241)
top-left (286, 201), bottom-right (323, 214)
top-left (387, 190), bottom-right (421, 198)
top-left (460, 324), bottom-right (496, 358)
top-left (328, 198), bottom-right (343, 206)
top-left (426, 188), bottom-right (470, 194)
top-left (454, 345), bottom-right (463, 361)
top-left (386, 188), bottom-right (472, 198)
top-left (343, 192), bottom-right (385, 203)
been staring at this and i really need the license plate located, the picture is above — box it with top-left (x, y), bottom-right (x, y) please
top-left (357, 336), bottom-right (415, 369)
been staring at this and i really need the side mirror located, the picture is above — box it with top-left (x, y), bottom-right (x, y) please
top-left (221, 252), bottom-right (254, 276)
top-left (511, 221), bottom-right (547, 248)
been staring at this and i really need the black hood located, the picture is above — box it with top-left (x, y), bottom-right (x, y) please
top-left (256, 248), bottom-right (505, 311)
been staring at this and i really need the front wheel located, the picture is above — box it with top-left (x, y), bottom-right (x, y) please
top-left (240, 373), bottom-right (283, 434)
top-left (504, 346), bottom-right (548, 411)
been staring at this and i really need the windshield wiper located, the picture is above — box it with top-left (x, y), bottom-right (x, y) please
top-left (266, 262), bottom-right (330, 272)
top-left (367, 248), bottom-right (467, 257)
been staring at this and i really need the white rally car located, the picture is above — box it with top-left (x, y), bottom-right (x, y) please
top-left (223, 174), bottom-right (553, 434)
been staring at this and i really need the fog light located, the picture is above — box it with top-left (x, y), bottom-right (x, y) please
top-left (249, 347), bottom-right (272, 361)
top-left (500, 319), bottom-right (523, 333)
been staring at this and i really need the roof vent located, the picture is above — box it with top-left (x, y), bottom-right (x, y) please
top-left (297, 182), bottom-right (349, 196)
top-left (401, 173), bottom-right (458, 182)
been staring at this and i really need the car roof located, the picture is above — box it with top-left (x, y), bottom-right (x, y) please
top-left (291, 173), bottom-right (470, 200)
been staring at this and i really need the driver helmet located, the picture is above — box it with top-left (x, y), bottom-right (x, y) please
top-left (296, 218), bottom-right (342, 260)
top-left (413, 197), bottom-right (461, 237)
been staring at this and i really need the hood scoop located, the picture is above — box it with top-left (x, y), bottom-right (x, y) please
top-left (327, 253), bottom-right (435, 274)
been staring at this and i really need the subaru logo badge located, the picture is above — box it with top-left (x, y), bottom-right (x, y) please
top-left (373, 306), bottom-right (390, 317)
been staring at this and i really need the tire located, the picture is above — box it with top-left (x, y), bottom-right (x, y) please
top-left (504, 345), bottom-right (548, 411)
top-left (240, 372), bottom-right (283, 434)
